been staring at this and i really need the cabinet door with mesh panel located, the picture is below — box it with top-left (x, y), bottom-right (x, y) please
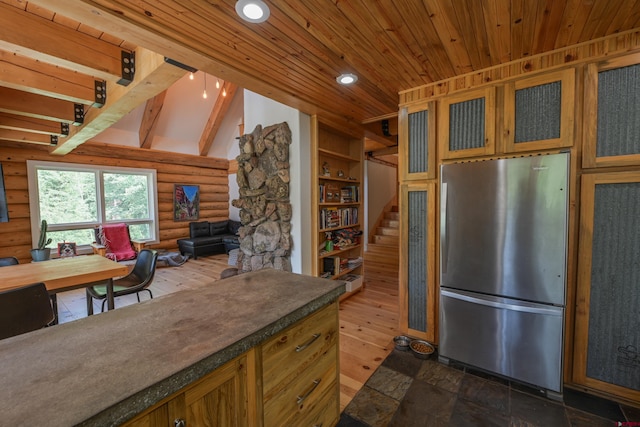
top-left (584, 55), bottom-right (640, 168)
top-left (400, 101), bottom-right (436, 181)
top-left (438, 87), bottom-right (496, 160)
top-left (574, 171), bottom-right (640, 403)
top-left (399, 183), bottom-right (436, 342)
top-left (503, 68), bottom-right (575, 153)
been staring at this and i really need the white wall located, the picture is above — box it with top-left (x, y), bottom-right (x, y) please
top-left (365, 160), bottom-right (397, 249)
top-left (243, 90), bottom-right (312, 275)
top-left (91, 72), bottom-right (242, 156)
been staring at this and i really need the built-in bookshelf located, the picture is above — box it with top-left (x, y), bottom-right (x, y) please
top-left (311, 117), bottom-right (364, 287)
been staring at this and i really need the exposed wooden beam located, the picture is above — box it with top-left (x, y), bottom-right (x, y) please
top-left (0, 2), bottom-right (127, 83)
top-left (0, 113), bottom-right (64, 136)
top-left (0, 129), bottom-right (56, 145)
top-left (51, 47), bottom-right (187, 155)
top-left (139, 90), bottom-right (166, 149)
top-left (0, 50), bottom-right (96, 105)
top-left (75, 142), bottom-right (229, 170)
top-left (199, 82), bottom-right (238, 156)
top-left (369, 146), bottom-right (398, 156)
top-left (363, 129), bottom-right (397, 148)
top-left (25, 0), bottom-right (375, 129)
top-left (0, 87), bottom-right (76, 123)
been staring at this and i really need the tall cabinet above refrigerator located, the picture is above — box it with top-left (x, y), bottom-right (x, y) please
top-left (439, 153), bottom-right (569, 397)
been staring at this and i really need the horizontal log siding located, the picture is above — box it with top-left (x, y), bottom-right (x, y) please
top-left (0, 142), bottom-right (230, 262)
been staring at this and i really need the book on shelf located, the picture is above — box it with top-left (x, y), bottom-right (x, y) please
top-left (323, 256), bottom-right (340, 276)
top-left (321, 182), bottom-right (341, 203)
top-left (340, 185), bottom-right (359, 203)
top-left (320, 207), bottom-right (358, 229)
top-left (346, 257), bottom-right (363, 269)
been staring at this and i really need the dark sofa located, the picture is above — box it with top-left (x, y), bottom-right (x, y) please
top-left (177, 220), bottom-right (241, 259)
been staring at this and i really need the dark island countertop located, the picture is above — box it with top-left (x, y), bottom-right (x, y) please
top-left (0, 269), bottom-right (345, 426)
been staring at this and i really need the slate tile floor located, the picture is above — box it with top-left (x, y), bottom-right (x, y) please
top-left (338, 349), bottom-right (640, 427)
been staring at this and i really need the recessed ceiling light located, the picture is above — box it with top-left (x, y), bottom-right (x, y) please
top-left (236, 0), bottom-right (270, 23)
top-left (336, 73), bottom-right (358, 85)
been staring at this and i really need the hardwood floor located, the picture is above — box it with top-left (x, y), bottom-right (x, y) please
top-left (55, 253), bottom-right (401, 412)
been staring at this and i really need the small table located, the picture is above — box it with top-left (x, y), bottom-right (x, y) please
top-left (0, 255), bottom-right (129, 322)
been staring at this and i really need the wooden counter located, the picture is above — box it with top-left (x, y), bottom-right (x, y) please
top-left (0, 269), bottom-right (345, 426)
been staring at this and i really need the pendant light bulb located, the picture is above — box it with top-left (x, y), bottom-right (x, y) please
top-left (216, 79), bottom-right (220, 89)
top-left (222, 87), bottom-right (227, 97)
top-left (189, 72), bottom-right (194, 80)
top-left (202, 73), bottom-right (207, 99)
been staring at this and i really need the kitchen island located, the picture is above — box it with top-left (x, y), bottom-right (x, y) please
top-left (0, 269), bottom-right (345, 426)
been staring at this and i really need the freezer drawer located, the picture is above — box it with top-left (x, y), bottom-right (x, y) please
top-left (439, 289), bottom-right (564, 392)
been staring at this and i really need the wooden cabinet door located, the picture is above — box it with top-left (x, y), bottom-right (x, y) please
top-left (185, 353), bottom-right (251, 427)
top-left (574, 171), bottom-right (640, 402)
top-left (438, 87), bottom-right (496, 160)
top-left (503, 68), bottom-right (575, 153)
top-left (399, 182), bottom-right (437, 342)
top-left (121, 394), bottom-right (185, 427)
top-left (400, 101), bottom-right (436, 181)
top-left (583, 55), bottom-right (640, 168)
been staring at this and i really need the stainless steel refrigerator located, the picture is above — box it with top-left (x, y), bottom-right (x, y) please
top-left (439, 153), bottom-right (569, 396)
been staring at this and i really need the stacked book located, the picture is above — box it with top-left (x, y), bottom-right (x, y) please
top-left (320, 207), bottom-right (358, 229)
top-left (346, 257), bottom-right (363, 269)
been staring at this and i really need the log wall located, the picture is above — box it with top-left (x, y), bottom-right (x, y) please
top-left (0, 141), bottom-right (230, 263)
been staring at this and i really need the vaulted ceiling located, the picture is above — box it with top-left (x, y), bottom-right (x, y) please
top-left (2, 0), bottom-right (640, 157)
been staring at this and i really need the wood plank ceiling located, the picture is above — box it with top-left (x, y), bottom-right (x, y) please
top-left (1, 0), bottom-right (640, 156)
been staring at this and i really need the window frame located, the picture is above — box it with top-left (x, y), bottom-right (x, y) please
top-left (27, 160), bottom-right (159, 254)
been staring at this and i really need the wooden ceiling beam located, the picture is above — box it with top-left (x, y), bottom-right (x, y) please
top-left (139, 90), bottom-right (167, 149)
top-left (0, 129), bottom-right (57, 145)
top-left (51, 47), bottom-right (187, 155)
top-left (0, 2), bottom-right (128, 83)
top-left (25, 0), bottom-right (387, 125)
top-left (369, 145), bottom-right (398, 156)
top-left (199, 82), bottom-right (239, 156)
top-left (0, 86), bottom-right (76, 123)
top-left (0, 50), bottom-right (97, 105)
top-left (0, 112), bottom-right (64, 136)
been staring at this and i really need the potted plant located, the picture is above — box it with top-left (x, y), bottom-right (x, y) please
top-left (31, 219), bottom-right (53, 262)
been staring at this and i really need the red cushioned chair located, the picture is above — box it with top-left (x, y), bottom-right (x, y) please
top-left (91, 223), bottom-right (145, 261)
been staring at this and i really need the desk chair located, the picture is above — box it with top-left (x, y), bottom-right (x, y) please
top-left (0, 282), bottom-right (55, 340)
top-left (0, 256), bottom-right (19, 266)
top-left (86, 249), bottom-right (158, 314)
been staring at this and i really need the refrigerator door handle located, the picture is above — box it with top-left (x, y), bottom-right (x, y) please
top-left (440, 182), bottom-right (448, 274)
top-left (440, 289), bottom-right (563, 316)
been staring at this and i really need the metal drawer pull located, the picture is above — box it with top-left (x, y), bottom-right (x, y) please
top-left (295, 333), bottom-right (321, 352)
top-left (174, 419), bottom-right (186, 427)
top-left (296, 379), bottom-right (321, 405)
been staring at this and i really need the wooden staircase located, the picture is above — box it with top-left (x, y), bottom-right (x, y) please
top-left (364, 206), bottom-right (399, 282)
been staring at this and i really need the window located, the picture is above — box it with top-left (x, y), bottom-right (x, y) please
top-left (27, 161), bottom-right (158, 253)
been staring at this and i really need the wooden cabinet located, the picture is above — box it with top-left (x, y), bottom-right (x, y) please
top-left (399, 182), bottom-right (437, 343)
top-left (573, 171), bottom-right (640, 403)
top-left (438, 87), bottom-right (496, 160)
top-left (399, 100), bottom-right (436, 181)
top-left (262, 301), bottom-right (340, 426)
top-left (311, 116), bottom-right (364, 284)
top-left (124, 352), bottom-right (253, 427)
top-left (503, 68), bottom-right (575, 153)
top-left (583, 55), bottom-right (640, 168)
top-left (122, 303), bottom-right (340, 427)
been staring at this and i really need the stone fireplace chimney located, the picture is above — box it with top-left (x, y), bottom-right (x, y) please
top-left (232, 122), bottom-right (292, 273)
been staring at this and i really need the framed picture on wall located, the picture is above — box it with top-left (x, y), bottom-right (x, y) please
top-left (0, 163), bottom-right (8, 223)
top-left (173, 184), bottom-right (200, 221)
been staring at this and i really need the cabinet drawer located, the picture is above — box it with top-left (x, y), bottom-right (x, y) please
top-left (262, 302), bottom-right (338, 397)
top-left (298, 381), bottom-right (340, 427)
top-left (263, 344), bottom-right (337, 425)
